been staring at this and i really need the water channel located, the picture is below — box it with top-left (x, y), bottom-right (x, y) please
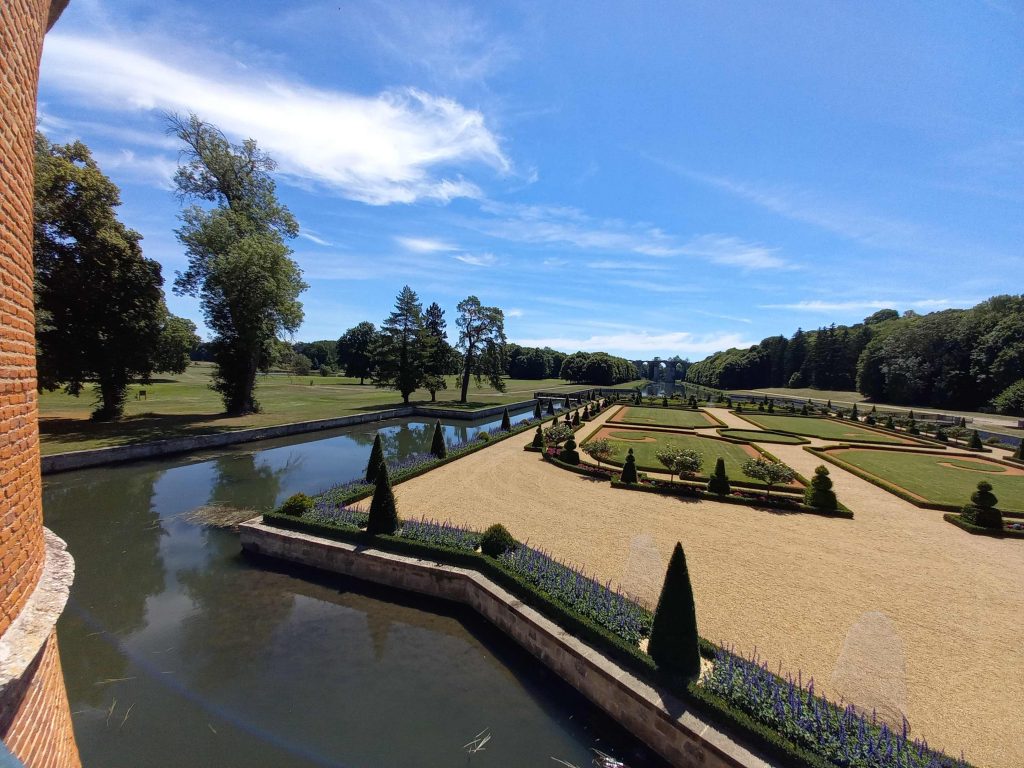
top-left (44, 407), bottom-right (666, 767)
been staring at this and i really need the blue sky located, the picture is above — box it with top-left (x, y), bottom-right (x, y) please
top-left (37, 0), bottom-right (1024, 359)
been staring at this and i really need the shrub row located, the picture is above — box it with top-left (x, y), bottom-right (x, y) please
top-left (943, 513), bottom-right (1024, 539)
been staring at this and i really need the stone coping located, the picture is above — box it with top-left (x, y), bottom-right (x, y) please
top-left (239, 519), bottom-right (778, 768)
top-left (41, 399), bottom-right (539, 474)
top-left (0, 530), bottom-right (74, 690)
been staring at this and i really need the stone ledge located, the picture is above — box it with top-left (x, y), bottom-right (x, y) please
top-left (239, 520), bottom-right (778, 768)
top-left (0, 529), bottom-right (74, 690)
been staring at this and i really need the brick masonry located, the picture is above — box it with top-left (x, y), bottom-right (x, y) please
top-left (0, 0), bottom-right (79, 765)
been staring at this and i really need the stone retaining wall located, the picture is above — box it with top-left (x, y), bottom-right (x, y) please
top-left (239, 520), bottom-right (776, 768)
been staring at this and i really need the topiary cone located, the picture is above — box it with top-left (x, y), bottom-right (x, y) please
top-left (534, 401), bottom-right (542, 419)
top-left (620, 448), bottom-right (638, 484)
top-left (804, 465), bottom-right (837, 511)
top-left (365, 433), bottom-right (385, 483)
top-left (546, 399), bottom-right (555, 415)
top-left (430, 419), bottom-right (447, 459)
top-left (706, 457), bottom-right (730, 495)
top-left (648, 542), bottom-right (701, 681)
top-left (500, 407), bottom-right (512, 431)
top-left (366, 462), bottom-right (398, 535)
top-left (969, 430), bottom-right (983, 450)
top-left (1015, 441), bottom-right (1024, 461)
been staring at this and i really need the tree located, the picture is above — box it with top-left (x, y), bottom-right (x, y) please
top-left (365, 433), bottom-right (385, 483)
top-left (805, 465), bottom-right (837, 511)
top-left (741, 458), bottom-right (795, 498)
top-left (423, 301), bottom-right (452, 402)
top-left (992, 379), bottom-right (1024, 416)
top-left (706, 458), bottom-right (731, 495)
top-left (430, 420), bottom-right (447, 459)
top-left (543, 423), bottom-right (573, 447)
top-left (373, 286), bottom-right (429, 404)
top-left (293, 340), bottom-right (338, 370)
top-left (456, 296), bottom-right (507, 403)
top-left (34, 133), bottom-right (169, 420)
top-left (290, 353), bottom-right (312, 377)
top-left (168, 113), bottom-right (305, 415)
top-left (620, 448), bottom-right (639, 483)
top-left (366, 462), bottom-right (398, 535)
top-left (648, 542), bottom-right (700, 681)
top-left (655, 445), bottom-right (703, 481)
top-left (582, 438), bottom-right (613, 467)
top-left (337, 322), bottom-right (377, 384)
top-left (155, 316), bottom-right (201, 374)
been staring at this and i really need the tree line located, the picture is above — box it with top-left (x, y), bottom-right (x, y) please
top-left (684, 300), bottom-right (1024, 413)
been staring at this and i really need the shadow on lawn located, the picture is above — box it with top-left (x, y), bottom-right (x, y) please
top-left (40, 412), bottom-right (240, 449)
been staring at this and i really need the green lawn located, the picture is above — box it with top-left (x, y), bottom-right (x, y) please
top-left (38, 363), bottom-right (625, 454)
top-left (829, 448), bottom-right (1024, 512)
top-left (736, 413), bottom-right (909, 445)
top-left (716, 429), bottom-right (807, 445)
top-left (611, 405), bottom-right (717, 429)
top-left (587, 427), bottom-right (789, 487)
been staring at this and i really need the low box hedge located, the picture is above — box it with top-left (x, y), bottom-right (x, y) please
top-left (943, 512), bottom-right (1024, 539)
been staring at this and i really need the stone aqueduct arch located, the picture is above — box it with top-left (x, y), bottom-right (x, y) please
top-left (0, 1), bottom-right (80, 766)
top-left (632, 359), bottom-right (679, 386)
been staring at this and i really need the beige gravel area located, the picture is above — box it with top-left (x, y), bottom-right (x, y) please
top-left (384, 405), bottom-right (1023, 767)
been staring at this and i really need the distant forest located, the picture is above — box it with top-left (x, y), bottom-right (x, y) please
top-left (684, 296), bottom-right (1024, 414)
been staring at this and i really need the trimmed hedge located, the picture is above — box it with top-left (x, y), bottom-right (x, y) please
top-left (943, 513), bottom-right (1024, 539)
top-left (260, 511), bottom-right (859, 768)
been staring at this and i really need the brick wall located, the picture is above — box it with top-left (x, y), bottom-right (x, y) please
top-left (0, 634), bottom-right (80, 768)
top-left (0, 0), bottom-right (80, 766)
top-left (0, 0), bottom-right (51, 639)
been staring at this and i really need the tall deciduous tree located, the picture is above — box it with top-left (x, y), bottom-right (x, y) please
top-left (456, 296), bottom-right (506, 403)
top-left (34, 133), bottom-right (168, 420)
top-left (373, 286), bottom-right (429, 403)
top-left (155, 316), bottom-right (201, 374)
top-left (168, 113), bottom-right (306, 415)
top-left (337, 322), bottom-right (378, 384)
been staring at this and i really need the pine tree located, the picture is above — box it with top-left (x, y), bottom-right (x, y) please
top-left (620, 448), bottom-right (638, 484)
top-left (430, 420), bottom-right (447, 459)
top-left (706, 458), bottom-right (731, 495)
top-left (423, 301), bottom-right (451, 402)
top-left (648, 542), bottom-right (700, 681)
top-left (500, 408), bottom-right (512, 431)
top-left (969, 430), bottom-right (983, 450)
top-left (805, 465), bottom-right (837, 511)
top-left (365, 433), bottom-right (385, 483)
top-left (850, 403), bottom-right (859, 420)
top-left (373, 286), bottom-right (429, 404)
top-left (366, 462), bottom-right (398, 535)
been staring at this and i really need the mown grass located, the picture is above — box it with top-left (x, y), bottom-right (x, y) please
top-left (38, 363), bottom-right (630, 454)
top-left (611, 405), bottom-right (717, 429)
top-left (830, 448), bottom-right (1024, 512)
top-left (736, 413), bottom-right (909, 444)
top-left (716, 429), bottom-right (807, 445)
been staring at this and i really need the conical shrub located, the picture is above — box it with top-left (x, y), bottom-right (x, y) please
top-left (804, 465), bottom-right (837, 511)
top-left (620, 448), bottom-right (638, 484)
top-left (532, 425), bottom-right (544, 448)
top-left (546, 399), bottom-right (555, 416)
top-left (500, 408), bottom-right (512, 431)
top-left (366, 462), bottom-right (398, 535)
top-left (572, 410), bottom-right (581, 426)
top-left (648, 542), bottom-right (700, 681)
top-left (534, 401), bottom-right (542, 419)
top-left (1015, 441), bottom-right (1023, 461)
top-left (430, 420), bottom-right (447, 459)
top-left (969, 430), bottom-right (983, 450)
top-left (365, 433), bottom-right (385, 483)
top-left (706, 457), bottom-right (731, 495)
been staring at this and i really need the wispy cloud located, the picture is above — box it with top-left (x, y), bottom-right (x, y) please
top-left (759, 298), bottom-right (971, 312)
top-left (454, 252), bottom-right (498, 267)
top-left (515, 330), bottom-right (756, 358)
top-left (42, 33), bottom-right (511, 205)
top-left (91, 148), bottom-right (177, 189)
top-left (506, 307), bottom-right (524, 318)
top-left (693, 309), bottom-right (753, 324)
top-left (298, 231), bottom-right (333, 247)
top-left (395, 236), bottom-right (458, 253)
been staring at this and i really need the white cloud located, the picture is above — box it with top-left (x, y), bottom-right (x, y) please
top-left (91, 148), bottom-right (177, 189)
top-left (515, 331), bottom-right (756, 358)
top-left (541, 257), bottom-right (568, 268)
top-left (454, 252), bottom-right (498, 267)
top-left (759, 298), bottom-right (966, 312)
top-left (506, 307), bottom-right (524, 318)
top-left (298, 231), bottom-right (333, 247)
top-left (395, 236), bottom-right (457, 253)
top-left (41, 33), bottom-right (511, 205)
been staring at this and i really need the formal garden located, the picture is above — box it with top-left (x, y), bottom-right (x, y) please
top-left (735, 411), bottom-right (917, 445)
top-left (607, 404), bottom-right (722, 429)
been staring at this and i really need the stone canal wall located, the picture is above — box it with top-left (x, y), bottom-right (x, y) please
top-left (239, 520), bottom-right (775, 768)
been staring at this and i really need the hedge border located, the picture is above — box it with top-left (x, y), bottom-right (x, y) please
top-left (715, 428), bottom-right (812, 446)
top-left (732, 411), bottom-right (938, 448)
top-left (260, 511), bottom-right (846, 768)
top-left (610, 404), bottom-right (728, 429)
top-left (943, 513), bottom-right (1024, 539)
top-left (807, 445), bottom-right (1024, 517)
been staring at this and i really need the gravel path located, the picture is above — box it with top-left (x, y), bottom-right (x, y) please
top-left (386, 405), bottom-right (1023, 767)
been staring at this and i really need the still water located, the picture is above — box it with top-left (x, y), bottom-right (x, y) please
top-left (45, 408), bottom-right (664, 768)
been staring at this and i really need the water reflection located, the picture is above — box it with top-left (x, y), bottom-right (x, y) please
top-left (45, 407), bottom-right (664, 768)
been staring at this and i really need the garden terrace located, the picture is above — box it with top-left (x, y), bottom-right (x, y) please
top-left (608, 405), bottom-right (722, 429)
top-left (735, 413), bottom-right (918, 445)
top-left (813, 446), bottom-right (1024, 514)
top-left (583, 426), bottom-right (803, 489)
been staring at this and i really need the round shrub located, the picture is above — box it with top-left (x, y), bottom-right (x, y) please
top-left (480, 523), bottom-right (516, 557)
top-left (477, 431), bottom-right (491, 442)
top-left (560, 435), bottom-right (581, 465)
top-left (278, 492), bottom-right (314, 517)
top-left (963, 480), bottom-right (1002, 529)
top-left (934, 426), bottom-right (948, 443)
top-left (804, 465), bottom-right (837, 512)
top-left (620, 448), bottom-right (639, 484)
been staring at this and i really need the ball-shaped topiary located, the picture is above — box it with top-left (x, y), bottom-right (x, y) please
top-left (366, 463), bottom-right (399, 535)
top-left (804, 465), bottom-right (837, 511)
top-left (560, 435), bottom-right (580, 465)
top-left (620, 448), bottom-right (638, 484)
top-left (279, 492), bottom-right (314, 517)
top-left (480, 523), bottom-right (517, 557)
top-left (964, 480), bottom-right (1002, 529)
top-left (706, 457), bottom-right (731, 495)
